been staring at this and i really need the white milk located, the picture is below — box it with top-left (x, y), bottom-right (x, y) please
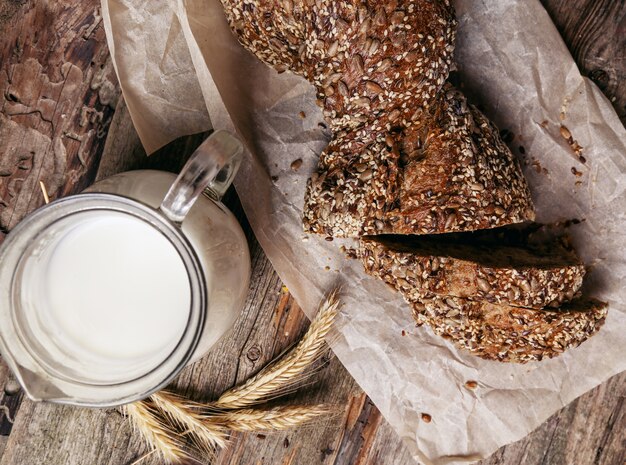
top-left (39, 212), bottom-right (191, 367)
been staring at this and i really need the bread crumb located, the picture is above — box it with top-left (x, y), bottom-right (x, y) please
top-left (421, 413), bottom-right (432, 423)
top-left (291, 158), bottom-right (303, 171)
top-left (465, 380), bottom-right (478, 389)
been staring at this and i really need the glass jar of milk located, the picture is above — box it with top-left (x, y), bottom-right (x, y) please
top-left (0, 131), bottom-right (251, 407)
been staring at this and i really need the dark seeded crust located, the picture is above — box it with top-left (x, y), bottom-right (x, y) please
top-left (219, 0), bottom-right (457, 131)
top-left (359, 235), bottom-right (586, 308)
top-left (303, 86), bottom-right (535, 237)
top-left (411, 296), bottom-right (607, 363)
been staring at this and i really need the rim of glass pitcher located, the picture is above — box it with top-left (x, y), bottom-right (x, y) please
top-left (0, 193), bottom-right (207, 407)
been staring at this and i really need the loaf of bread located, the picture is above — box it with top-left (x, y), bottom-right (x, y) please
top-left (220, 0), bottom-right (457, 131)
top-left (303, 85), bottom-right (535, 237)
top-left (411, 296), bottom-right (607, 363)
top-left (220, 0), bottom-right (607, 363)
top-left (360, 235), bottom-right (585, 309)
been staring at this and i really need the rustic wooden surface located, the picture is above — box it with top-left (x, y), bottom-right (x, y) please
top-left (0, 0), bottom-right (624, 464)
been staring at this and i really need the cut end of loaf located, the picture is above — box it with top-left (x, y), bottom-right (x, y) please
top-left (359, 232), bottom-right (585, 309)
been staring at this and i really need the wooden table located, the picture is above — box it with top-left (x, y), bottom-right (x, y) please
top-left (0, 1), bottom-right (624, 464)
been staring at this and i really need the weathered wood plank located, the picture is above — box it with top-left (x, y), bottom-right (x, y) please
top-left (480, 372), bottom-right (626, 465)
top-left (540, 0), bottom-right (626, 125)
top-left (0, 0), bottom-right (119, 229)
top-left (0, 0), bottom-right (120, 442)
top-left (0, 1), bottom-right (625, 465)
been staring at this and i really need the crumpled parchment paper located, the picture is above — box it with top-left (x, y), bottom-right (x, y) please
top-left (101, 1), bottom-right (626, 463)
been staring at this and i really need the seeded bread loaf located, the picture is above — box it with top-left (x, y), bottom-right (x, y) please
top-left (220, 0), bottom-right (457, 131)
top-left (220, 0), bottom-right (608, 362)
top-left (411, 296), bottom-right (607, 363)
top-left (360, 235), bottom-right (585, 308)
top-left (303, 86), bottom-right (535, 237)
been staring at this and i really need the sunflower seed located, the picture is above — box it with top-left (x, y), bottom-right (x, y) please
top-left (389, 109), bottom-right (401, 121)
top-left (368, 39), bottom-right (380, 55)
top-left (365, 80), bottom-right (383, 94)
top-left (520, 280), bottom-right (531, 292)
top-left (334, 192), bottom-right (343, 205)
top-left (560, 125), bottom-right (572, 140)
top-left (377, 58), bottom-right (393, 72)
top-left (477, 278), bottom-right (492, 292)
top-left (324, 73), bottom-right (343, 86)
top-left (355, 163), bottom-right (368, 172)
top-left (444, 212), bottom-right (457, 230)
top-left (470, 182), bottom-right (485, 191)
top-left (338, 80), bottom-right (349, 97)
top-left (359, 169), bottom-right (373, 181)
top-left (327, 40), bottom-right (339, 57)
top-left (350, 54), bottom-right (364, 74)
top-left (446, 308), bottom-right (460, 317)
top-left (336, 18), bottom-right (349, 32)
top-left (324, 86), bottom-right (335, 96)
top-left (269, 38), bottom-right (285, 51)
top-left (385, 135), bottom-right (394, 147)
top-left (358, 18), bottom-right (371, 35)
top-left (353, 97), bottom-right (371, 107)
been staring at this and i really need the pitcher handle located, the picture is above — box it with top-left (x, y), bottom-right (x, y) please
top-left (160, 130), bottom-right (243, 223)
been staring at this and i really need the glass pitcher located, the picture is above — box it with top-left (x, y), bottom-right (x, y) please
top-left (0, 130), bottom-right (251, 407)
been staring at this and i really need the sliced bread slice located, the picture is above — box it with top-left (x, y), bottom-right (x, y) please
top-left (411, 295), bottom-right (607, 363)
top-left (359, 234), bottom-right (585, 309)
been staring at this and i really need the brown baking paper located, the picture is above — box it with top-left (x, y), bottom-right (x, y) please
top-left (101, 1), bottom-right (626, 463)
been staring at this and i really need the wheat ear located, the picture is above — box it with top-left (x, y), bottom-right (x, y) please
top-left (212, 405), bottom-right (336, 431)
top-left (123, 401), bottom-right (188, 464)
top-left (150, 391), bottom-right (228, 454)
top-left (212, 290), bottom-right (341, 409)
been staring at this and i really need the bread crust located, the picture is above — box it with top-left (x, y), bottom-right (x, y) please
top-left (303, 86), bottom-right (535, 237)
top-left (219, 0), bottom-right (457, 131)
top-left (411, 296), bottom-right (607, 363)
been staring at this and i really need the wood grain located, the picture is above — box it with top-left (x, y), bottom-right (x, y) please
top-left (540, 0), bottom-right (626, 125)
top-left (0, 0), bottom-right (119, 441)
top-left (0, 1), bottom-right (625, 465)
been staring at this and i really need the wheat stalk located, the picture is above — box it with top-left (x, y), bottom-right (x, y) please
top-left (212, 405), bottom-right (335, 432)
top-left (124, 291), bottom-right (341, 464)
top-left (123, 401), bottom-right (188, 464)
top-left (150, 391), bottom-right (228, 454)
top-left (212, 290), bottom-right (340, 409)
